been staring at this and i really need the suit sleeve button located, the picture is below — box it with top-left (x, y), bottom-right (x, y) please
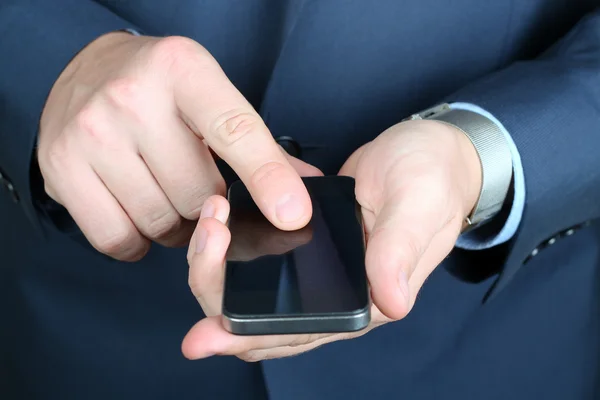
top-left (275, 136), bottom-right (302, 159)
top-left (0, 169), bottom-right (20, 204)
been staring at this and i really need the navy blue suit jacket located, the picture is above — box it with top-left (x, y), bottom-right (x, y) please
top-left (1, 1), bottom-right (599, 399)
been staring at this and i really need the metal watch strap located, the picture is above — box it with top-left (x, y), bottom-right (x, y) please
top-left (405, 103), bottom-right (512, 228)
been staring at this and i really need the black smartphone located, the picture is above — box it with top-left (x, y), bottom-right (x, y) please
top-left (222, 176), bottom-right (371, 335)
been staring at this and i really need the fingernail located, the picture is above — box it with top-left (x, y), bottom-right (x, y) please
top-left (275, 194), bottom-right (305, 223)
top-left (398, 270), bottom-right (410, 305)
top-left (195, 225), bottom-right (208, 253)
top-left (200, 200), bottom-right (215, 220)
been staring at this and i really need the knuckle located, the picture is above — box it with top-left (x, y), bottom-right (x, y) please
top-left (142, 210), bottom-right (182, 240)
top-left (43, 182), bottom-right (52, 196)
top-left (74, 103), bottom-right (102, 134)
top-left (180, 181), bottom-right (223, 220)
top-left (102, 78), bottom-right (146, 120)
top-left (43, 183), bottom-right (60, 202)
top-left (150, 36), bottom-right (212, 73)
top-left (35, 144), bottom-right (51, 170)
top-left (93, 227), bottom-right (139, 257)
top-left (180, 203), bottom-right (204, 221)
top-left (73, 103), bottom-right (114, 147)
top-left (187, 273), bottom-right (205, 304)
top-left (39, 137), bottom-right (70, 173)
top-left (210, 110), bottom-right (263, 148)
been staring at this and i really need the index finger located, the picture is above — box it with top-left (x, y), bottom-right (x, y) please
top-left (172, 43), bottom-right (311, 230)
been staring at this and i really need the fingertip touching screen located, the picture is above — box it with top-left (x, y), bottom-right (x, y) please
top-left (224, 176), bottom-right (369, 317)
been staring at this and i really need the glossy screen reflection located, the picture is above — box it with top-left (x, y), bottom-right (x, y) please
top-left (224, 177), bottom-right (369, 316)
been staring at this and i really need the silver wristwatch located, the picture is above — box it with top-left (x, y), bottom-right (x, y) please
top-left (405, 103), bottom-right (513, 230)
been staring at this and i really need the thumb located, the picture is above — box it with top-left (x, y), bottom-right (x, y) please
top-left (187, 195), bottom-right (231, 317)
top-left (365, 191), bottom-right (440, 320)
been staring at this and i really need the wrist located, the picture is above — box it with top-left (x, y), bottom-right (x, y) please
top-left (409, 120), bottom-right (482, 224)
top-left (404, 103), bottom-right (512, 231)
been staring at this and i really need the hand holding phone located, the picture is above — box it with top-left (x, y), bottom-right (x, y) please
top-left (183, 119), bottom-right (474, 362)
top-left (183, 176), bottom-right (386, 362)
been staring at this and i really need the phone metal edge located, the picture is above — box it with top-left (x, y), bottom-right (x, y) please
top-left (221, 306), bottom-right (371, 336)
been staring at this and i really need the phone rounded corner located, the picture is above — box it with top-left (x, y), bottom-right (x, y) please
top-left (221, 311), bottom-right (240, 334)
top-left (351, 308), bottom-right (371, 332)
top-left (226, 180), bottom-right (244, 201)
top-left (338, 175), bottom-right (356, 185)
top-left (221, 303), bottom-right (237, 319)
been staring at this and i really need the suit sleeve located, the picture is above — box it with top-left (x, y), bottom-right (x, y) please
top-left (449, 9), bottom-right (600, 293)
top-left (0, 0), bottom-right (139, 231)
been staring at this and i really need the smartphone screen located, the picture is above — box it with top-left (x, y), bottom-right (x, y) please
top-left (224, 176), bottom-right (369, 317)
